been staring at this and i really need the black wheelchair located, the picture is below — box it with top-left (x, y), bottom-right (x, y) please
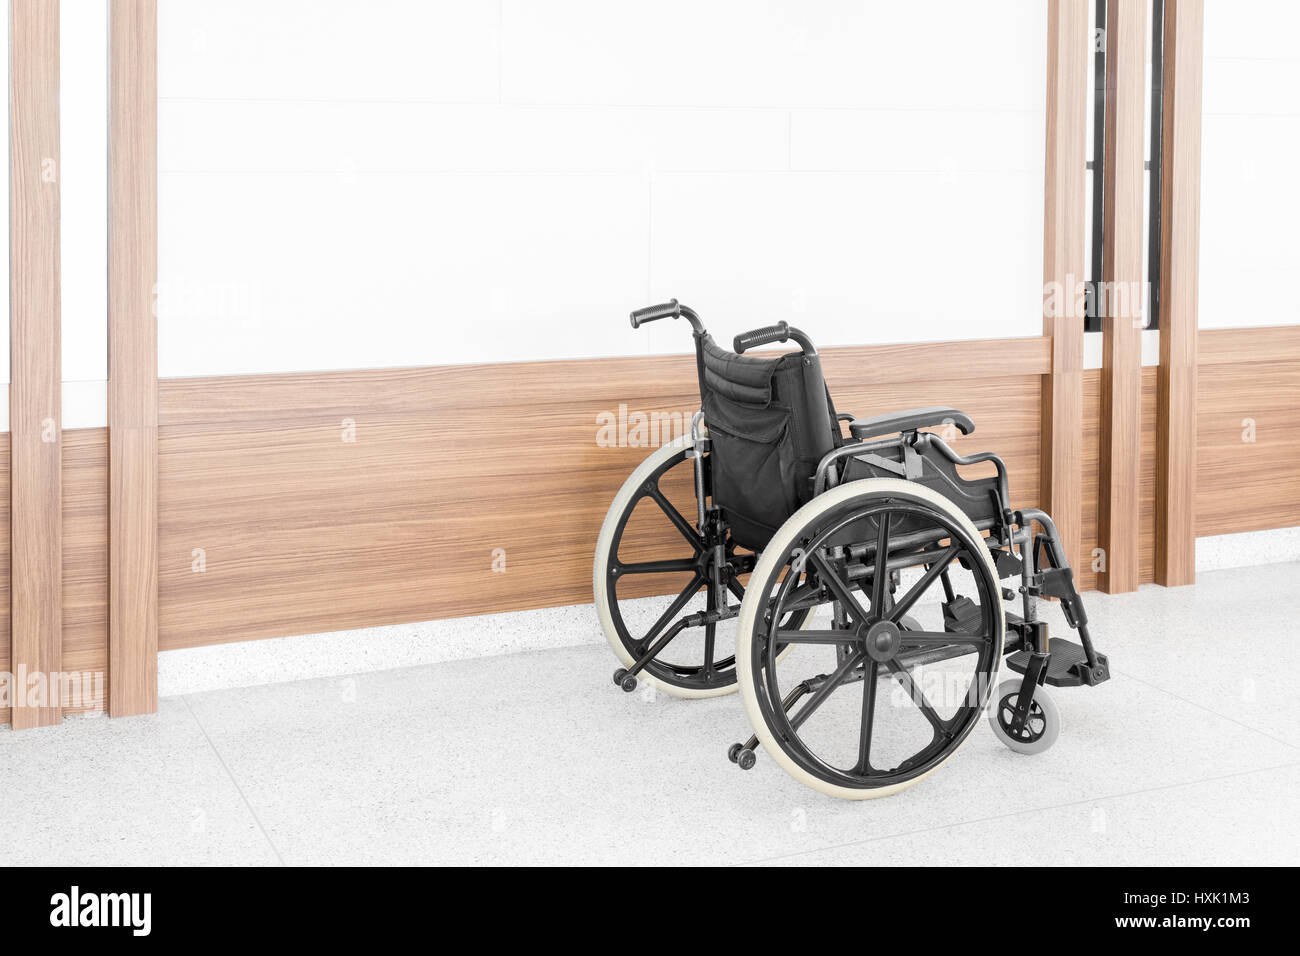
top-left (594, 301), bottom-right (1110, 798)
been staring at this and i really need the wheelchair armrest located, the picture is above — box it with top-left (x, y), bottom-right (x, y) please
top-left (849, 406), bottom-right (975, 441)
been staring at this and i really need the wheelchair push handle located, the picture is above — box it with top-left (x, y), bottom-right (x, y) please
top-left (629, 299), bottom-right (680, 327)
top-left (629, 299), bottom-right (705, 334)
top-left (734, 321), bottom-right (817, 355)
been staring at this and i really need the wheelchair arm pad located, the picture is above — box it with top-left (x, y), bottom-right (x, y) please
top-left (849, 406), bottom-right (975, 441)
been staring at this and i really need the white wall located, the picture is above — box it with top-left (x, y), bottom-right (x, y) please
top-left (157, 0), bottom-right (1048, 377)
top-left (1199, 0), bottom-right (1300, 329)
top-left (60, 0), bottom-right (109, 428)
top-left (0, 5), bottom-right (9, 410)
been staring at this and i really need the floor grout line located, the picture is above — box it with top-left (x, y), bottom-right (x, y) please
top-left (182, 695), bottom-right (287, 866)
top-left (731, 759), bottom-right (1300, 867)
top-left (1108, 666), bottom-right (1300, 753)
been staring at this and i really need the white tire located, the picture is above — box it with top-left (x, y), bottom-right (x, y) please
top-left (595, 435), bottom-right (804, 699)
top-left (736, 478), bottom-right (1005, 799)
top-left (989, 678), bottom-right (1062, 755)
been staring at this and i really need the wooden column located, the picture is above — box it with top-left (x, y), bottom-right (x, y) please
top-left (1155, 0), bottom-right (1203, 587)
top-left (107, 0), bottom-right (158, 717)
top-left (1096, 0), bottom-right (1145, 594)
top-left (1040, 0), bottom-right (1089, 571)
top-left (9, 0), bottom-right (63, 729)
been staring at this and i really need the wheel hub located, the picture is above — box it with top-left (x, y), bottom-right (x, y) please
top-left (861, 619), bottom-right (902, 662)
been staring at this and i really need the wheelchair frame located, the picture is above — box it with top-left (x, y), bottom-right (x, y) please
top-left (596, 301), bottom-right (1110, 798)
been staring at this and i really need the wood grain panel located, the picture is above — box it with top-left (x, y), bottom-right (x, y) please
top-left (155, 340), bottom-right (1047, 650)
top-left (1096, 0), bottom-right (1145, 594)
top-left (1079, 367), bottom-right (1159, 593)
top-left (8, 0), bottom-right (63, 728)
top-left (0, 436), bottom-right (9, 723)
top-left (1196, 359), bottom-right (1300, 537)
top-left (63, 430), bottom-right (109, 692)
top-left (1155, 0), bottom-right (1204, 587)
top-left (1200, 326), bottom-right (1300, 367)
top-left (1040, 0), bottom-right (1089, 571)
top-left (1, 430), bottom-right (108, 725)
top-left (107, 0), bottom-right (159, 717)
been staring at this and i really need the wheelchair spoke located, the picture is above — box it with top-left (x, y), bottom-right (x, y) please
top-left (616, 557), bottom-right (698, 575)
top-left (856, 659), bottom-right (879, 774)
top-left (774, 629), bottom-right (856, 646)
top-left (885, 659), bottom-right (950, 736)
top-left (646, 485), bottom-right (703, 551)
top-left (809, 551), bottom-right (871, 625)
top-left (726, 575), bottom-right (746, 603)
top-left (889, 545), bottom-right (961, 622)
top-left (898, 630), bottom-right (990, 647)
top-left (870, 511), bottom-right (891, 613)
top-left (789, 651), bottom-right (864, 731)
top-left (638, 573), bottom-right (704, 650)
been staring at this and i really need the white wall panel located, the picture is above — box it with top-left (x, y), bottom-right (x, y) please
top-left (646, 168), bottom-right (1044, 351)
top-left (0, 6), bottom-right (9, 394)
top-left (158, 0), bottom-right (500, 103)
top-left (158, 0), bottom-right (1048, 376)
top-left (60, 0), bottom-right (109, 389)
top-left (158, 101), bottom-right (790, 174)
top-left (1199, 0), bottom-right (1300, 329)
top-left (158, 171), bottom-right (649, 376)
top-left (500, 0), bottom-right (1044, 111)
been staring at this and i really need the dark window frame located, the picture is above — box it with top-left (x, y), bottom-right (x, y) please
top-left (1084, 0), bottom-right (1165, 333)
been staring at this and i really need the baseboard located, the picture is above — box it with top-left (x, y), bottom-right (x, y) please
top-left (157, 527), bottom-right (1298, 699)
top-left (157, 600), bottom-right (607, 698)
top-left (1196, 526), bottom-right (1300, 574)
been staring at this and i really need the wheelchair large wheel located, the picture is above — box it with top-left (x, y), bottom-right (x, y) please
top-left (737, 478), bottom-right (1004, 798)
top-left (595, 435), bottom-right (807, 699)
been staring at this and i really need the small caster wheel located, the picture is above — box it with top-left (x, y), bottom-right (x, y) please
top-left (736, 748), bottom-right (757, 771)
top-left (727, 742), bottom-right (743, 764)
top-left (989, 678), bottom-right (1062, 755)
top-left (613, 668), bottom-right (638, 693)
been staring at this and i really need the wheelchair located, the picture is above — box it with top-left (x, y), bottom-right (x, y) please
top-left (594, 300), bottom-right (1110, 799)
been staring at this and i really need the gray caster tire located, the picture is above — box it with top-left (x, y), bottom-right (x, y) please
top-left (989, 678), bottom-right (1061, 755)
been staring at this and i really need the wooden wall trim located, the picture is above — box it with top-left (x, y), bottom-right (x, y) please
top-left (8, 0), bottom-right (63, 729)
top-left (154, 342), bottom-right (1049, 651)
top-left (1199, 326), bottom-right (1300, 367)
top-left (1155, 0), bottom-right (1204, 587)
top-left (1096, 0), bottom-right (1145, 594)
top-left (1040, 0), bottom-right (1088, 571)
top-left (107, 0), bottom-right (159, 717)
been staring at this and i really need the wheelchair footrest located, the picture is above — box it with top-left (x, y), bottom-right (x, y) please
top-left (1006, 639), bottom-right (1109, 688)
top-left (943, 596), bottom-right (983, 636)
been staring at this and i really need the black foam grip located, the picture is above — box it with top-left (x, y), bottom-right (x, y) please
top-left (733, 321), bottom-right (790, 354)
top-left (629, 299), bottom-right (680, 328)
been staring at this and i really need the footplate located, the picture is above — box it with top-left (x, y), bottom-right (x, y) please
top-left (1006, 638), bottom-right (1109, 688)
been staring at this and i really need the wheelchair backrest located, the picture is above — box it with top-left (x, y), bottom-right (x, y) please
top-left (696, 334), bottom-right (841, 550)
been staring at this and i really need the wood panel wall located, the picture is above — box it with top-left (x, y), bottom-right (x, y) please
top-left (0, 330), bottom-right (1293, 716)
top-left (8, 0), bottom-right (64, 728)
top-left (153, 337), bottom-right (1048, 650)
top-left (1079, 367), bottom-right (1158, 593)
top-left (0, 429), bottom-right (108, 725)
top-left (1040, 0), bottom-right (1089, 573)
top-left (107, 0), bottom-right (159, 717)
top-left (1096, 0), bottom-right (1146, 594)
top-left (1196, 327), bottom-right (1300, 537)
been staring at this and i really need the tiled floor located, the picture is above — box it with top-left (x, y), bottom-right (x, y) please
top-left (3, 562), bottom-right (1298, 866)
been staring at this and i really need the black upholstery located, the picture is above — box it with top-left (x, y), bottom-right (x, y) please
top-left (696, 335), bottom-right (840, 549)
